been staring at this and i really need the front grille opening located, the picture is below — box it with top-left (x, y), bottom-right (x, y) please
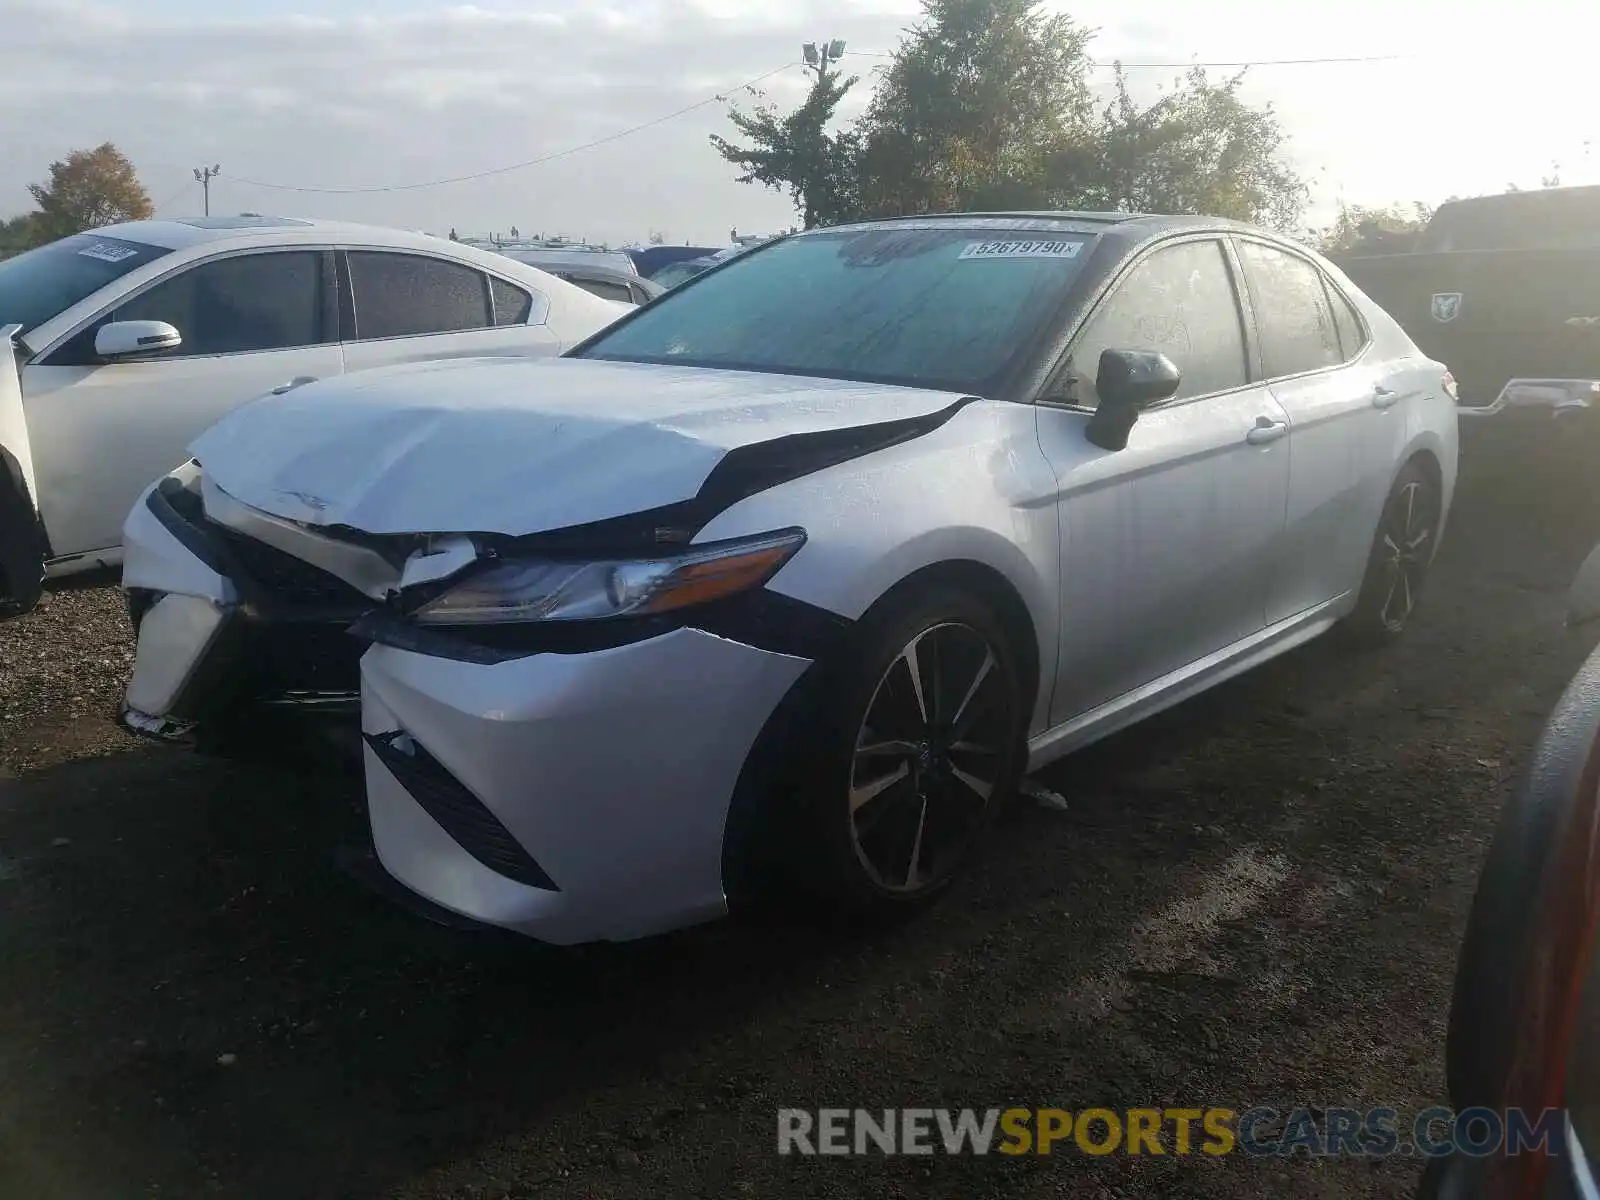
top-left (208, 523), bottom-right (371, 610)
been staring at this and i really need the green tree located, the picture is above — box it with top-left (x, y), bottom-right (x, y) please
top-left (712, 0), bottom-right (1307, 230)
top-left (28, 143), bottom-right (152, 241)
top-left (1056, 67), bottom-right (1307, 230)
top-left (1314, 200), bottom-right (1433, 256)
top-left (854, 0), bottom-right (1095, 215)
top-left (710, 60), bottom-right (861, 228)
top-left (0, 213), bottom-right (45, 259)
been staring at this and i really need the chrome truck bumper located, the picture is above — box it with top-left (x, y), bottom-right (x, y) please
top-left (1457, 378), bottom-right (1600, 419)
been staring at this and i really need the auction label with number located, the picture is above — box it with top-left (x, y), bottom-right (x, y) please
top-left (77, 242), bottom-right (141, 264)
top-left (958, 239), bottom-right (1084, 260)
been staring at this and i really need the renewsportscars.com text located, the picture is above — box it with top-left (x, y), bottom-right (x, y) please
top-left (777, 1106), bottom-right (1568, 1158)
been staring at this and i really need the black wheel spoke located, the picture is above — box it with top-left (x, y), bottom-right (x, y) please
top-left (848, 620), bottom-right (1016, 895)
top-left (1374, 479), bottom-right (1435, 633)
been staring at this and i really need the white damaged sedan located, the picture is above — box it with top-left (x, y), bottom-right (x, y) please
top-left (121, 212), bottom-right (1459, 944)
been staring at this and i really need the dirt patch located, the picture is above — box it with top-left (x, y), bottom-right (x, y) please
top-left (1, 433), bottom-right (1597, 1199)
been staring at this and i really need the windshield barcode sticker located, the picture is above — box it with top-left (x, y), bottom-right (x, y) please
top-left (77, 242), bottom-right (139, 264)
top-left (958, 239), bottom-right (1083, 261)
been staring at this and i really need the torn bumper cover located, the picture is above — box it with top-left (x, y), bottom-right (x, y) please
top-left (119, 467), bottom-right (827, 944)
top-left (122, 469), bottom-right (369, 743)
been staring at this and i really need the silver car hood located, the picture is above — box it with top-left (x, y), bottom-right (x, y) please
top-left (188, 356), bottom-right (969, 537)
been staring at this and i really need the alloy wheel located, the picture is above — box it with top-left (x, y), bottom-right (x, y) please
top-left (847, 622), bottom-right (1014, 894)
top-left (1378, 480), bottom-right (1438, 632)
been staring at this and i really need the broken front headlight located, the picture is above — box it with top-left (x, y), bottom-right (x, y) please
top-left (412, 528), bottom-right (807, 625)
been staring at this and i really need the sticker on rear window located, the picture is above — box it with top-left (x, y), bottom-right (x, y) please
top-left (958, 239), bottom-right (1083, 261)
top-left (77, 242), bottom-right (140, 264)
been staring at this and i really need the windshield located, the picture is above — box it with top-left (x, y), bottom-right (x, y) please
top-left (0, 232), bottom-right (171, 337)
top-left (576, 225), bottom-right (1092, 392)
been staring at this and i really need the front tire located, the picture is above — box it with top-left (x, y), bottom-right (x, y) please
top-left (1343, 461), bottom-right (1441, 645)
top-left (780, 584), bottom-right (1028, 916)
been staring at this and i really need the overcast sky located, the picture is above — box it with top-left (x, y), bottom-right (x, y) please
top-left (1, 0), bottom-right (1595, 246)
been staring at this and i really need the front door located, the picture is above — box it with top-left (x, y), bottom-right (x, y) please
top-left (1034, 236), bottom-right (1291, 725)
top-left (21, 248), bottom-right (343, 561)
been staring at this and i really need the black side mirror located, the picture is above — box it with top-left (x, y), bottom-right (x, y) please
top-left (1084, 349), bottom-right (1182, 451)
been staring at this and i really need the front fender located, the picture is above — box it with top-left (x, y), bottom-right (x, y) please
top-left (693, 401), bottom-right (1061, 734)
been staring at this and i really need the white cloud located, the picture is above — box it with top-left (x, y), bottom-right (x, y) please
top-left (0, 0), bottom-right (1595, 244)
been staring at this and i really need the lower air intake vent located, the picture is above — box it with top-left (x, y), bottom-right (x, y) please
top-left (365, 730), bottom-right (558, 891)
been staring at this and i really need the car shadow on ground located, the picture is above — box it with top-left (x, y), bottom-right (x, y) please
top-left (2, 427), bottom-right (1598, 1199)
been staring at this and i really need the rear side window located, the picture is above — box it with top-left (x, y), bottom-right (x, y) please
top-left (1237, 241), bottom-right (1341, 378)
top-left (489, 276), bottom-right (532, 326)
top-left (1326, 281), bottom-right (1366, 359)
top-left (1066, 238), bottom-right (1248, 408)
top-left (348, 252), bottom-right (491, 339)
top-left (115, 250), bottom-right (323, 356)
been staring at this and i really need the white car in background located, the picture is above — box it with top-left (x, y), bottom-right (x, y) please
top-left (0, 216), bottom-right (626, 614)
top-left (120, 212), bottom-right (1458, 945)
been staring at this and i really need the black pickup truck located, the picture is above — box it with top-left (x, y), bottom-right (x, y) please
top-left (1336, 185), bottom-right (1600, 421)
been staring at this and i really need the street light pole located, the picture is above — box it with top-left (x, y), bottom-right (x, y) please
top-left (800, 37), bottom-right (847, 80)
top-left (193, 164), bottom-right (221, 217)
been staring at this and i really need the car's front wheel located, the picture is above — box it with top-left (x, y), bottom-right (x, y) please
top-left (1344, 460), bottom-right (1442, 645)
top-left (782, 584), bottom-right (1028, 916)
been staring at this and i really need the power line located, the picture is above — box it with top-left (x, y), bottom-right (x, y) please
top-left (213, 50), bottom-right (1407, 198)
top-left (846, 49), bottom-right (1407, 67)
top-left (149, 182), bottom-right (197, 216)
top-left (227, 61), bottom-right (801, 196)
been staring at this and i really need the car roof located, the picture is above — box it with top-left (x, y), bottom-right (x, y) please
top-left (494, 248), bottom-right (639, 275)
top-left (543, 263), bottom-right (636, 283)
top-left (806, 210), bottom-right (1271, 239)
top-left (90, 215), bottom-right (478, 254)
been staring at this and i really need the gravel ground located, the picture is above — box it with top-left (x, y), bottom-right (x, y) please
top-left (1, 428), bottom-right (1597, 1200)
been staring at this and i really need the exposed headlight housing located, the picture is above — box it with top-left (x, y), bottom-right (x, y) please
top-left (163, 457), bottom-right (203, 494)
top-left (412, 528), bottom-right (807, 625)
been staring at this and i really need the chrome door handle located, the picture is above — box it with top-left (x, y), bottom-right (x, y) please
top-left (271, 375), bottom-right (319, 395)
top-left (1245, 416), bottom-right (1289, 445)
top-left (1372, 385), bottom-right (1400, 409)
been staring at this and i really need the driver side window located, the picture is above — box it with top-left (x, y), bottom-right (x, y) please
top-left (113, 251), bottom-right (326, 357)
top-left (1062, 239), bottom-right (1248, 409)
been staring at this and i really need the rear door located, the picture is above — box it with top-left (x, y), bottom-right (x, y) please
top-left (337, 250), bottom-right (559, 373)
top-left (1234, 238), bottom-right (1398, 623)
top-left (20, 248), bottom-right (343, 561)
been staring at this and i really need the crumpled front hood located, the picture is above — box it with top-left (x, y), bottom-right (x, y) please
top-left (189, 356), bottom-right (968, 536)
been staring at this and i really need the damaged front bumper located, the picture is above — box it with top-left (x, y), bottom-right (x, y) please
top-left (121, 470), bottom-right (369, 747)
top-left (120, 467), bottom-right (825, 944)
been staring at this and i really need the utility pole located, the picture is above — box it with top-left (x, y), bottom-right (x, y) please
top-left (193, 164), bottom-right (221, 216)
top-left (801, 37), bottom-right (847, 81)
